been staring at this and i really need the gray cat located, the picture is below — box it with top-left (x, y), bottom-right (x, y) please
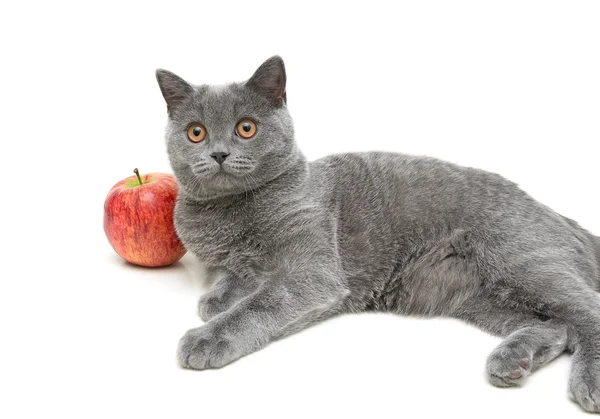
top-left (156, 56), bottom-right (600, 413)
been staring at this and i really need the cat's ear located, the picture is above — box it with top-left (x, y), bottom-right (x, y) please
top-left (155, 69), bottom-right (194, 115)
top-left (246, 56), bottom-right (287, 106)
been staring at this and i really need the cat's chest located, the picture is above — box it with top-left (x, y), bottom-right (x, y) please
top-left (174, 201), bottom-right (267, 268)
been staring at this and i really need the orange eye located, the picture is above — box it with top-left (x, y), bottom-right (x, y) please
top-left (236, 119), bottom-right (257, 139)
top-left (187, 123), bottom-right (207, 143)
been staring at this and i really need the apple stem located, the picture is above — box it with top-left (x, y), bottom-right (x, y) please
top-left (133, 168), bottom-right (143, 185)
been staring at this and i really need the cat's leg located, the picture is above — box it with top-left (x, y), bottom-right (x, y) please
top-left (476, 262), bottom-right (600, 413)
top-left (197, 270), bottom-right (261, 322)
top-left (486, 320), bottom-right (568, 387)
top-left (178, 256), bottom-right (350, 369)
top-left (455, 294), bottom-right (569, 387)
top-left (554, 285), bottom-right (600, 413)
top-left (273, 299), bottom-right (346, 341)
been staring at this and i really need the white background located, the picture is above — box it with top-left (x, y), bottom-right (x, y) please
top-left (1, 1), bottom-right (599, 418)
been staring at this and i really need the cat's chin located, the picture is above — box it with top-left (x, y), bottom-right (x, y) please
top-left (210, 171), bottom-right (237, 185)
top-left (183, 171), bottom-right (248, 200)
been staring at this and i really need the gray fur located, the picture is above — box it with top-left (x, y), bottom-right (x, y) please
top-left (156, 56), bottom-right (600, 413)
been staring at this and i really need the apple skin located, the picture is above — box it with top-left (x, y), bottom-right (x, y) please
top-left (104, 172), bottom-right (186, 267)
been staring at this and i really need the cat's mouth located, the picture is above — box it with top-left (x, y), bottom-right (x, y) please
top-left (192, 162), bottom-right (255, 179)
top-left (188, 161), bottom-right (257, 195)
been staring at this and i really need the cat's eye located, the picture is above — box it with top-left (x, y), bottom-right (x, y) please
top-left (187, 123), bottom-right (207, 143)
top-left (236, 119), bottom-right (257, 139)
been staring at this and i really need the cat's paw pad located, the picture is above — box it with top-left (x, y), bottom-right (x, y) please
top-left (486, 346), bottom-right (532, 387)
top-left (197, 293), bottom-right (227, 322)
top-left (177, 325), bottom-right (240, 370)
top-left (569, 370), bottom-right (600, 413)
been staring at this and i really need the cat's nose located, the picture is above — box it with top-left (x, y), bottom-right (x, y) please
top-left (210, 151), bottom-right (230, 165)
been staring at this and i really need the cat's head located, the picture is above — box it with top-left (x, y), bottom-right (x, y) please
top-left (156, 56), bottom-right (299, 200)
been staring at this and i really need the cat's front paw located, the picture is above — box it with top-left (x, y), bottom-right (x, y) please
top-left (177, 325), bottom-right (242, 370)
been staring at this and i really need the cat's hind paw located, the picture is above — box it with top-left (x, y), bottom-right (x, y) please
top-left (569, 361), bottom-right (600, 413)
top-left (486, 347), bottom-right (532, 387)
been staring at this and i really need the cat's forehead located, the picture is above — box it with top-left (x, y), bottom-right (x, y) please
top-left (205, 83), bottom-right (233, 96)
top-left (194, 83), bottom-right (239, 108)
top-left (182, 82), bottom-right (270, 124)
top-left (188, 83), bottom-right (247, 122)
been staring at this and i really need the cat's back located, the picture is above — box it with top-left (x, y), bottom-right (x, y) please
top-left (308, 151), bottom-right (584, 258)
top-left (311, 151), bottom-right (499, 189)
top-left (309, 151), bottom-right (520, 218)
top-left (309, 150), bottom-right (594, 268)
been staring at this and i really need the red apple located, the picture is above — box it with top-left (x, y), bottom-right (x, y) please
top-left (104, 168), bottom-right (186, 267)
